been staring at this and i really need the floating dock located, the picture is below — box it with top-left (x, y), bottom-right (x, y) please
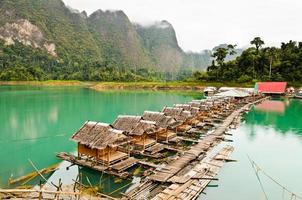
top-left (123, 97), bottom-right (267, 199)
top-left (55, 94), bottom-right (268, 199)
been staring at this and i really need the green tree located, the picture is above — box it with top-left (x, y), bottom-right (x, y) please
top-left (263, 47), bottom-right (278, 80)
top-left (250, 37), bottom-right (265, 52)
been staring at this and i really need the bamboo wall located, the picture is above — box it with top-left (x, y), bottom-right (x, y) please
top-left (78, 143), bottom-right (97, 157)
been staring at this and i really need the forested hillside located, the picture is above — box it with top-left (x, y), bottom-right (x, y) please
top-left (0, 0), bottom-right (212, 81)
top-left (1, 0), bottom-right (300, 83)
top-left (193, 37), bottom-right (302, 84)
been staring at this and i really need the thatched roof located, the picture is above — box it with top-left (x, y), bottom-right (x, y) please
top-left (180, 110), bottom-right (192, 120)
top-left (162, 107), bottom-right (183, 117)
top-left (190, 107), bottom-right (200, 115)
top-left (162, 107), bottom-right (192, 122)
top-left (130, 120), bottom-right (156, 136)
top-left (217, 89), bottom-right (250, 97)
top-left (173, 104), bottom-right (191, 111)
top-left (71, 121), bottom-right (110, 145)
top-left (188, 101), bottom-right (201, 108)
top-left (188, 99), bottom-right (207, 108)
top-left (112, 115), bottom-right (141, 132)
top-left (71, 121), bottom-right (128, 150)
top-left (91, 128), bottom-right (127, 150)
top-left (192, 99), bottom-right (206, 104)
top-left (174, 104), bottom-right (201, 116)
top-left (143, 111), bottom-right (176, 128)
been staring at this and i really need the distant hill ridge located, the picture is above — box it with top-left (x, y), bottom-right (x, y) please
top-left (0, 0), bottom-right (242, 80)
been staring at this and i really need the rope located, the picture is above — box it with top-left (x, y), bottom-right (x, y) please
top-left (0, 133), bottom-right (69, 143)
top-left (248, 155), bottom-right (269, 200)
top-left (247, 155), bottom-right (302, 200)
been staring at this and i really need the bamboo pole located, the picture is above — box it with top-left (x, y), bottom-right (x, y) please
top-left (107, 147), bottom-right (110, 166)
top-left (28, 159), bottom-right (56, 188)
top-left (0, 189), bottom-right (80, 195)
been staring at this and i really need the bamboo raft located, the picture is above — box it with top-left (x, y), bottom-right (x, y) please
top-left (56, 152), bottom-right (132, 178)
top-left (152, 145), bottom-right (234, 200)
top-left (123, 97), bottom-right (268, 199)
top-left (52, 95), bottom-right (268, 199)
top-left (147, 102), bottom-right (254, 183)
top-left (8, 163), bottom-right (59, 185)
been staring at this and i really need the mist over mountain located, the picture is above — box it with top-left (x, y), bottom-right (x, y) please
top-left (0, 0), bottom-right (242, 80)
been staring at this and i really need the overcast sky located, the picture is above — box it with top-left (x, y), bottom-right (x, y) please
top-left (63, 0), bottom-right (302, 52)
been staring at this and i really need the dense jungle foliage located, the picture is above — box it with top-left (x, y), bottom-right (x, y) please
top-left (193, 37), bottom-right (302, 84)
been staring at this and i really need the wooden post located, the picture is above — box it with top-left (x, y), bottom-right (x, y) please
top-left (73, 174), bottom-right (79, 196)
top-left (143, 135), bottom-right (145, 150)
top-left (102, 149), bottom-right (104, 164)
top-left (107, 147), bottom-right (110, 166)
top-left (56, 178), bottom-right (62, 200)
top-left (77, 143), bottom-right (80, 157)
top-left (166, 130), bottom-right (168, 143)
top-left (39, 180), bottom-right (42, 200)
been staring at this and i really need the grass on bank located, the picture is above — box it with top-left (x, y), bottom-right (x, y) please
top-left (0, 80), bottom-right (300, 90)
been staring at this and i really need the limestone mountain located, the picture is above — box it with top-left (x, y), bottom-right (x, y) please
top-left (182, 50), bottom-right (213, 71)
top-left (0, 0), bottom-right (102, 63)
top-left (0, 0), bottom-right (236, 81)
top-left (87, 9), bottom-right (152, 69)
top-left (135, 21), bottom-right (184, 72)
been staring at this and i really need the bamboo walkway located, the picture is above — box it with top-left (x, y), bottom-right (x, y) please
top-left (148, 100), bottom-right (253, 183)
top-left (151, 145), bottom-right (234, 200)
top-left (123, 97), bottom-right (268, 200)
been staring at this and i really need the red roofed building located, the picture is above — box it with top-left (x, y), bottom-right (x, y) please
top-left (257, 82), bottom-right (287, 94)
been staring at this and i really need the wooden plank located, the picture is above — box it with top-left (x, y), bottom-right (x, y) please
top-left (151, 145), bottom-right (234, 200)
top-left (123, 97), bottom-right (268, 199)
top-left (111, 157), bottom-right (137, 172)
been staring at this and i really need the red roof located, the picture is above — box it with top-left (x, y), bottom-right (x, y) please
top-left (257, 82), bottom-right (287, 94)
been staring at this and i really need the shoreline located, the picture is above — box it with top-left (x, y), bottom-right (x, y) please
top-left (0, 80), bottom-right (86, 86)
top-left (0, 81), bottom-right (255, 91)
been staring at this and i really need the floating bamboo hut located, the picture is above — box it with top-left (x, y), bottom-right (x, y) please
top-left (162, 107), bottom-right (192, 132)
top-left (112, 115), bottom-right (157, 150)
top-left (71, 121), bottom-right (131, 166)
top-left (142, 111), bottom-right (177, 141)
top-left (54, 91), bottom-right (268, 199)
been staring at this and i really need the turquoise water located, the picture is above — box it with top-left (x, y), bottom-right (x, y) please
top-left (1, 86), bottom-right (302, 199)
top-left (0, 86), bottom-right (200, 190)
top-left (201, 99), bottom-right (302, 200)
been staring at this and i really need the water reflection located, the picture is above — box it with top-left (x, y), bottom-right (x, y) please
top-left (255, 100), bottom-right (285, 113)
top-left (202, 99), bottom-right (302, 200)
top-left (244, 99), bottom-right (302, 135)
top-left (80, 167), bottom-right (132, 197)
top-left (0, 86), bottom-right (199, 189)
top-left (46, 161), bottom-right (138, 198)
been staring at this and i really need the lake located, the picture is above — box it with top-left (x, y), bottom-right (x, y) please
top-left (1, 86), bottom-right (302, 199)
top-left (201, 98), bottom-right (302, 200)
top-left (0, 86), bottom-right (200, 191)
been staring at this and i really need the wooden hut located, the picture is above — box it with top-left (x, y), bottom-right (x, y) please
top-left (162, 107), bottom-right (192, 122)
top-left (142, 111), bottom-right (178, 141)
top-left (162, 107), bottom-right (192, 132)
top-left (111, 115), bottom-right (141, 132)
top-left (71, 121), bottom-right (130, 166)
top-left (174, 104), bottom-right (201, 126)
top-left (189, 100), bottom-right (208, 111)
top-left (173, 104), bottom-right (191, 111)
top-left (112, 115), bottom-right (157, 150)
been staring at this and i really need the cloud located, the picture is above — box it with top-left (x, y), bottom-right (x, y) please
top-left (135, 20), bottom-right (171, 29)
